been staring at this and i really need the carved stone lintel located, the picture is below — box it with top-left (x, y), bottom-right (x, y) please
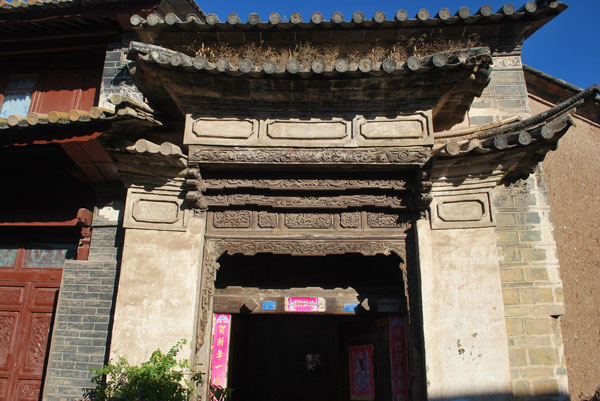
top-left (340, 212), bottom-right (360, 228)
top-left (213, 211), bottom-right (251, 228)
top-left (257, 212), bottom-right (278, 228)
top-left (204, 194), bottom-right (405, 209)
top-left (190, 147), bottom-right (430, 165)
top-left (195, 238), bottom-right (406, 354)
top-left (284, 213), bottom-right (333, 229)
top-left (203, 178), bottom-right (408, 191)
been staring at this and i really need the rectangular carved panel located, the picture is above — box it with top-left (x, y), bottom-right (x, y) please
top-left (284, 213), bottom-right (334, 229)
top-left (430, 192), bottom-right (493, 229)
top-left (265, 118), bottom-right (349, 145)
top-left (355, 112), bottom-right (433, 146)
top-left (124, 187), bottom-right (188, 232)
top-left (186, 117), bottom-right (258, 145)
top-left (185, 112), bottom-right (433, 148)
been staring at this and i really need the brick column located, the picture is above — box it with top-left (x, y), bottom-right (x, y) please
top-left (42, 199), bottom-right (124, 401)
top-left (493, 169), bottom-right (568, 400)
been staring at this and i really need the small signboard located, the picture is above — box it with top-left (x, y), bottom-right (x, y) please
top-left (377, 298), bottom-right (400, 313)
top-left (262, 300), bottom-right (277, 311)
top-left (285, 297), bottom-right (325, 312)
top-left (344, 302), bottom-right (359, 312)
top-left (389, 317), bottom-right (410, 401)
top-left (349, 345), bottom-right (375, 400)
top-left (210, 314), bottom-right (231, 389)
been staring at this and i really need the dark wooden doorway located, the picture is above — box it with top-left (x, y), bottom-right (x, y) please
top-left (212, 253), bottom-right (410, 401)
top-left (227, 315), bottom-right (396, 401)
top-left (0, 228), bottom-right (78, 401)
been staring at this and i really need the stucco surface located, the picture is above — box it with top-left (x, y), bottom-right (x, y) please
top-left (417, 221), bottom-right (512, 400)
top-left (536, 99), bottom-right (600, 400)
top-left (110, 216), bottom-right (206, 364)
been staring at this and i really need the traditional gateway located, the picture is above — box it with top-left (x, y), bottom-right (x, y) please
top-left (0, 1), bottom-right (598, 401)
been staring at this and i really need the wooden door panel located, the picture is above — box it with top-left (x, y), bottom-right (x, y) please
top-left (32, 287), bottom-right (58, 308)
top-left (0, 286), bottom-right (25, 309)
top-left (0, 312), bottom-right (19, 374)
top-left (15, 380), bottom-right (40, 401)
top-left (19, 312), bottom-right (52, 376)
top-left (0, 378), bottom-right (8, 400)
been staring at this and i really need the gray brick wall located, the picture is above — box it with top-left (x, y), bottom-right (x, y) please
top-left (43, 224), bottom-right (122, 401)
top-left (493, 168), bottom-right (569, 400)
top-left (469, 55), bottom-right (531, 125)
top-left (98, 33), bottom-right (144, 109)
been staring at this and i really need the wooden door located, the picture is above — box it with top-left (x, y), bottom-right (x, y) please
top-left (0, 242), bottom-right (68, 401)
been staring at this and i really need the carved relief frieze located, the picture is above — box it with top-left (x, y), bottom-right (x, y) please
top-left (212, 211), bottom-right (251, 228)
top-left (284, 213), bottom-right (333, 229)
top-left (340, 212), bottom-right (361, 228)
top-left (189, 147), bottom-right (430, 166)
top-left (202, 178), bottom-right (408, 191)
top-left (204, 194), bottom-right (405, 209)
top-left (492, 56), bottom-right (522, 69)
top-left (207, 210), bottom-right (413, 233)
top-left (257, 212), bottom-right (278, 228)
top-left (367, 212), bottom-right (410, 229)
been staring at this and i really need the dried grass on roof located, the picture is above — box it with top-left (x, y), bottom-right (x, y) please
top-left (186, 34), bottom-right (481, 71)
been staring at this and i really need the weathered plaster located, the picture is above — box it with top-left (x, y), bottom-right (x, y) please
top-left (417, 219), bottom-right (512, 400)
top-left (110, 214), bottom-right (206, 364)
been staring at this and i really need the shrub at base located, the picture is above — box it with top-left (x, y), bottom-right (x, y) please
top-left (84, 339), bottom-right (202, 401)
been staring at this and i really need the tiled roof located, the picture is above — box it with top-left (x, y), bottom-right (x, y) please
top-left (434, 84), bottom-right (600, 157)
top-left (128, 41), bottom-right (492, 78)
top-left (0, 106), bottom-right (159, 130)
top-left (0, 0), bottom-right (203, 18)
top-left (130, 1), bottom-right (566, 31)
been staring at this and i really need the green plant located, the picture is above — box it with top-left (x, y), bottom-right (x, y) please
top-left (210, 384), bottom-right (234, 401)
top-left (84, 339), bottom-right (202, 401)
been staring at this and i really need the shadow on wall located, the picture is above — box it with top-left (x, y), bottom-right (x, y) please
top-left (430, 393), bottom-right (568, 401)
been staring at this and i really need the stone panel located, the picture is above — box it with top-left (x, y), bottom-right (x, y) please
top-left (123, 185), bottom-right (188, 231)
top-left (184, 111), bottom-right (433, 148)
top-left (430, 192), bottom-right (493, 229)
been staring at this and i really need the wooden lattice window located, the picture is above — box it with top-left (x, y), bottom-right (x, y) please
top-left (0, 75), bottom-right (38, 118)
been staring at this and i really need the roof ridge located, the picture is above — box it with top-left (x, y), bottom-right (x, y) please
top-left (130, 1), bottom-right (566, 30)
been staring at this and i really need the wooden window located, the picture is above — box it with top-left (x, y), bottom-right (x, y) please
top-left (0, 75), bottom-right (37, 118)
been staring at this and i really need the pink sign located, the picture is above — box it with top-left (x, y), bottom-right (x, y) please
top-left (285, 297), bottom-right (325, 312)
top-left (349, 345), bottom-right (375, 400)
top-left (389, 317), bottom-right (410, 401)
top-left (210, 314), bottom-right (231, 389)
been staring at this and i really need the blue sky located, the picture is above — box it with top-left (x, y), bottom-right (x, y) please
top-left (194, 0), bottom-right (599, 89)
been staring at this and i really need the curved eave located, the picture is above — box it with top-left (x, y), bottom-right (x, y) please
top-left (434, 85), bottom-right (600, 159)
top-left (129, 41), bottom-right (491, 78)
top-left (0, 0), bottom-right (77, 14)
top-left (0, 106), bottom-right (161, 146)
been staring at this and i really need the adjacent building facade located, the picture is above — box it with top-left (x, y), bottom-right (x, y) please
top-left (0, 1), bottom-right (598, 401)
